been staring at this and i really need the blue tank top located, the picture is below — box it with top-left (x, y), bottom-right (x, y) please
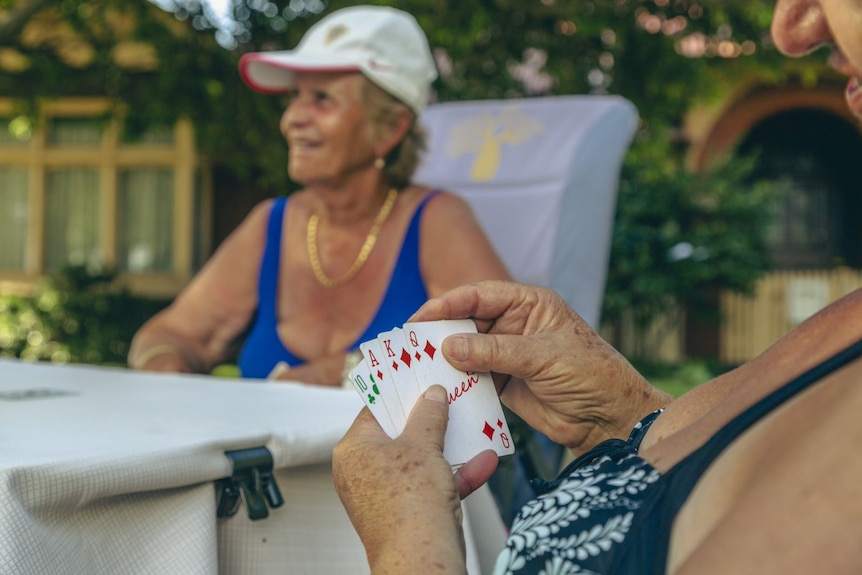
top-left (237, 192), bottom-right (437, 379)
top-left (495, 337), bottom-right (862, 574)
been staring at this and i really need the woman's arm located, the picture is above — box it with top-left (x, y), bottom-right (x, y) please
top-left (642, 287), bottom-right (862, 449)
top-left (128, 201), bottom-right (272, 374)
top-left (670, 360), bottom-right (862, 575)
top-left (413, 280), bottom-right (862, 458)
top-left (411, 280), bottom-right (672, 456)
top-left (418, 191), bottom-right (511, 298)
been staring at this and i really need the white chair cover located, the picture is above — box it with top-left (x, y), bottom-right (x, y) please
top-left (414, 95), bottom-right (639, 328)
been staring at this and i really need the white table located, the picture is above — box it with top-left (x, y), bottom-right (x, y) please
top-left (0, 360), bottom-right (505, 574)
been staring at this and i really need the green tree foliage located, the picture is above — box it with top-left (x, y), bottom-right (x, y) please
top-left (166, 0), bottom-right (803, 122)
top-left (0, 0), bottom-right (835, 356)
top-left (602, 141), bottom-right (780, 335)
top-left (0, 0), bottom-right (292, 190)
top-left (0, 266), bottom-right (168, 365)
top-left (0, 0), bottom-right (816, 189)
top-left (1, 0), bottom-right (825, 194)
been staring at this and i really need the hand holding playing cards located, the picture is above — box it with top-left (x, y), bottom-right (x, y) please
top-left (333, 385), bottom-right (498, 574)
top-left (347, 321), bottom-right (515, 467)
top-left (411, 280), bottom-right (673, 456)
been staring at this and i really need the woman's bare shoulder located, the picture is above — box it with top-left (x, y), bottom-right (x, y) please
top-left (647, 288), bottom-right (862, 449)
top-left (412, 185), bottom-right (472, 211)
top-left (669, 358), bottom-right (862, 574)
top-left (225, 197), bottom-right (275, 237)
top-left (230, 192), bottom-right (316, 246)
top-left (406, 184), bottom-right (509, 294)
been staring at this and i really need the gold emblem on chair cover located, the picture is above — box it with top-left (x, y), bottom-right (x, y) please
top-left (446, 107), bottom-right (545, 181)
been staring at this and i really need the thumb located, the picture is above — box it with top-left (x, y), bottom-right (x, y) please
top-left (400, 385), bottom-right (450, 451)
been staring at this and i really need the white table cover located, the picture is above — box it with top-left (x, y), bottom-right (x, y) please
top-left (0, 359), bottom-right (505, 574)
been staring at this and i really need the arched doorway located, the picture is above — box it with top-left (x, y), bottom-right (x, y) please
top-left (738, 109), bottom-right (862, 269)
top-left (686, 92), bottom-right (862, 362)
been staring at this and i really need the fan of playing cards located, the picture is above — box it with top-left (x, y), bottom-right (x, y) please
top-left (347, 319), bottom-right (516, 468)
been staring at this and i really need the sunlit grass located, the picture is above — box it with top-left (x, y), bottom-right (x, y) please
top-left (635, 360), bottom-right (721, 398)
top-left (211, 363), bottom-right (240, 378)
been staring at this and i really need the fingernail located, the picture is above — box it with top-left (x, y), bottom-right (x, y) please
top-left (444, 335), bottom-right (469, 361)
top-left (423, 384), bottom-right (447, 404)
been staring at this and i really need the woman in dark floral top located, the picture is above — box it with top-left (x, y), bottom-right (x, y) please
top-left (334, 1), bottom-right (862, 573)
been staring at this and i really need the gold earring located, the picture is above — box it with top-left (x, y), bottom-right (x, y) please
top-left (374, 157), bottom-right (385, 170)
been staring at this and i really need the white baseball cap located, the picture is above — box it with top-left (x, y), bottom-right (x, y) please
top-left (238, 5), bottom-right (437, 114)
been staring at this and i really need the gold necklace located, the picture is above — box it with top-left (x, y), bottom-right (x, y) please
top-left (307, 188), bottom-right (398, 288)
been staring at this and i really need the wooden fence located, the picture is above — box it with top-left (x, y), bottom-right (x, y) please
top-left (720, 268), bottom-right (862, 364)
top-left (604, 268), bottom-right (862, 365)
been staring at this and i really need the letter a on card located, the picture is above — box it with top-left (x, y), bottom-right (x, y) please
top-left (360, 338), bottom-right (408, 434)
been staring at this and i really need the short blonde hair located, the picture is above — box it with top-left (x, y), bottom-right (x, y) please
top-left (362, 79), bottom-right (428, 190)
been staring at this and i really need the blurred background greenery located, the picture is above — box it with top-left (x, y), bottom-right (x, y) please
top-left (0, 265), bottom-right (169, 366)
top-left (0, 264), bottom-right (720, 392)
top-left (0, 0), bottom-right (850, 391)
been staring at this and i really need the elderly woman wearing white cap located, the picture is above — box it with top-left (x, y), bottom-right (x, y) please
top-left (128, 6), bottom-right (509, 384)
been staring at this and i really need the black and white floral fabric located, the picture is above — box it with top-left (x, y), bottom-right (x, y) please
top-left (493, 411), bottom-right (663, 575)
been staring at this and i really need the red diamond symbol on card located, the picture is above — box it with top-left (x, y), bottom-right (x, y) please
top-left (376, 370), bottom-right (384, 381)
top-left (423, 340), bottom-right (436, 360)
top-left (414, 351), bottom-right (421, 362)
top-left (400, 348), bottom-right (412, 368)
top-left (482, 421), bottom-right (495, 441)
top-left (391, 360), bottom-right (399, 372)
top-left (498, 419), bottom-right (504, 428)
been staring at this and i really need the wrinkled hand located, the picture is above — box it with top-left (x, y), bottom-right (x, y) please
top-left (333, 385), bottom-right (498, 573)
top-left (410, 281), bottom-right (672, 454)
